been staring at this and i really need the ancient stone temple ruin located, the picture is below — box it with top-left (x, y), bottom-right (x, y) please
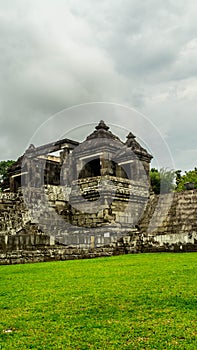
top-left (7, 121), bottom-right (152, 239)
top-left (0, 121), bottom-right (197, 264)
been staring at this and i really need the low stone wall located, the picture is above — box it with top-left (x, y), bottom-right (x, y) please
top-left (0, 232), bottom-right (142, 265)
top-left (0, 232), bottom-right (195, 265)
top-left (0, 233), bottom-right (52, 251)
top-left (0, 247), bottom-right (115, 265)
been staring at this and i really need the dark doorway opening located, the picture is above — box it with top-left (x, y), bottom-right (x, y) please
top-left (79, 158), bottom-right (101, 179)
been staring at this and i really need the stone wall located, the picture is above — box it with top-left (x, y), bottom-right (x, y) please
top-left (0, 232), bottom-right (141, 265)
top-left (55, 175), bottom-right (148, 227)
top-left (0, 187), bottom-right (197, 264)
top-left (139, 189), bottom-right (197, 252)
top-left (0, 191), bottom-right (31, 234)
top-left (0, 185), bottom-right (140, 252)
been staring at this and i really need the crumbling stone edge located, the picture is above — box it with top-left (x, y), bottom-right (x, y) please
top-left (1, 239), bottom-right (196, 265)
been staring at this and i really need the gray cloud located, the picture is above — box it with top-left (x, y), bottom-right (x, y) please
top-left (0, 0), bottom-right (197, 171)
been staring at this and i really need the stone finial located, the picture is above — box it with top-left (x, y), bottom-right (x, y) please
top-left (126, 132), bottom-right (136, 140)
top-left (24, 144), bottom-right (36, 155)
top-left (86, 120), bottom-right (121, 141)
top-left (27, 144), bottom-right (35, 150)
top-left (125, 132), bottom-right (136, 147)
top-left (95, 120), bottom-right (109, 131)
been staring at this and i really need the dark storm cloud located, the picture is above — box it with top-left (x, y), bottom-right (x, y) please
top-left (0, 0), bottom-right (197, 170)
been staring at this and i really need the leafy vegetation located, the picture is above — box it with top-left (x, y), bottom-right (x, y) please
top-left (175, 168), bottom-right (197, 192)
top-left (0, 253), bottom-right (196, 349)
top-left (150, 167), bottom-right (197, 194)
top-left (0, 160), bottom-right (15, 180)
top-left (150, 168), bottom-right (175, 194)
top-left (0, 160), bottom-right (15, 190)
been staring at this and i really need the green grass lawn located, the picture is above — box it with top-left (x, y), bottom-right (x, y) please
top-left (0, 253), bottom-right (196, 349)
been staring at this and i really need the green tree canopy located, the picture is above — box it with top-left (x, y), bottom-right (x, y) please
top-left (0, 160), bottom-right (15, 188)
top-left (150, 168), bottom-right (175, 194)
top-left (175, 168), bottom-right (197, 192)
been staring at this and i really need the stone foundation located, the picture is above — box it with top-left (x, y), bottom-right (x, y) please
top-left (0, 188), bottom-right (197, 264)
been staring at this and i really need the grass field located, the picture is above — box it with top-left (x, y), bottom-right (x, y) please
top-left (0, 253), bottom-right (196, 349)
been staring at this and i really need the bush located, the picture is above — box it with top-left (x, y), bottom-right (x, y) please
top-left (175, 168), bottom-right (197, 192)
top-left (0, 160), bottom-right (15, 190)
top-left (150, 168), bottom-right (175, 194)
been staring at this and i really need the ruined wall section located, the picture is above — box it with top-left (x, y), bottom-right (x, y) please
top-left (0, 188), bottom-right (142, 264)
top-left (0, 183), bottom-right (141, 251)
top-left (0, 187), bottom-right (197, 264)
top-left (139, 189), bottom-right (197, 251)
top-left (0, 191), bottom-right (30, 234)
top-left (68, 176), bottom-right (148, 228)
top-left (0, 190), bottom-right (52, 251)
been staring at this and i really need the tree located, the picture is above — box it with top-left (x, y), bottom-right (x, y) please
top-left (150, 168), bottom-right (160, 194)
top-left (175, 169), bottom-right (182, 187)
top-left (150, 168), bottom-right (175, 194)
top-left (175, 168), bottom-right (197, 192)
top-left (0, 160), bottom-right (15, 189)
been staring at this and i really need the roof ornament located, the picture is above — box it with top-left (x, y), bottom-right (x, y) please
top-left (25, 144), bottom-right (35, 153)
top-left (86, 120), bottom-right (120, 141)
top-left (95, 120), bottom-right (109, 131)
top-left (125, 132), bottom-right (136, 147)
top-left (28, 144), bottom-right (35, 150)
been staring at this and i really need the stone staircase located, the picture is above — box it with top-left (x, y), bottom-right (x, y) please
top-left (138, 190), bottom-right (197, 251)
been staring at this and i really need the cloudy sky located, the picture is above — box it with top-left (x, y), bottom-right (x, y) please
top-left (0, 0), bottom-right (197, 171)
